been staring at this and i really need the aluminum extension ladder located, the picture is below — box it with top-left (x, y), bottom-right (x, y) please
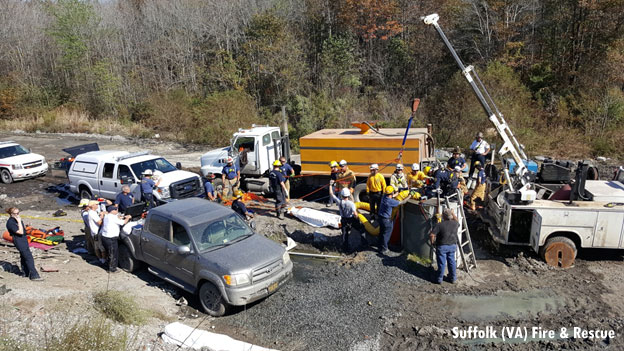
top-left (444, 189), bottom-right (477, 272)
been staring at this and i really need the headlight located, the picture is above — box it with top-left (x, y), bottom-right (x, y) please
top-left (223, 273), bottom-right (251, 286)
top-left (12, 164), bottom-right (23, 170)
top-left (282, 251), bottom-right (290, 265)
top-left (157, 186), bottom-right (170, 199)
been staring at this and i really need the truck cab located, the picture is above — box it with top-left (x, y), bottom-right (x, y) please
top-left (0, 141), bottom-right (48, 183)
top-left (68, 151), bottom-right (202, 203)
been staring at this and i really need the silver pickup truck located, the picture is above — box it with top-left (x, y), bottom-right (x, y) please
top-left (118, 198), bottom-right (293, 316)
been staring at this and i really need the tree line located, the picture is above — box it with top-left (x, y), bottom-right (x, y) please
top-left (0, 0), bottom-right (623, 156)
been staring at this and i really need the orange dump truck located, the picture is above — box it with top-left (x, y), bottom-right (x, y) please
top-left (299, 123), bottom-right (433, 179)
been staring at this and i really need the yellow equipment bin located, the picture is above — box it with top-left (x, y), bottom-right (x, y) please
top-left (299, 123), bottom-right (431, 178)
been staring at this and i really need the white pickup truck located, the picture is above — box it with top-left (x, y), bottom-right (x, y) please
top-left (68, 151), bottom-right (203, 204)
top-left (0, 141), bottom-right (48, 183)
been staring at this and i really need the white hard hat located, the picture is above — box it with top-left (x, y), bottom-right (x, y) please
top-left (339, 160), bottom-right (347, 166)
top-left (340, 188), bottom-right (351, 197)
top-left (226, 156), bottom-right (234, 163)
top-left (370, 163), bottom-right (379, 170)
top-left (412, 163), bottom-right (420, 171)
top-left (78, 199), bottom-right (90, 207)
top-left (396, 164), bottom-right (404, 170)
top-left (143, 169), bottom-right (153, 176)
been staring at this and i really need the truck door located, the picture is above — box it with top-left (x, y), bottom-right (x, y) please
top-left (99, 162), bottom-right (118, 199)
top-left (116, 164), bottom-right (141, 200)
top-left (263, 133), bottom-right (276, 168)
top-left (592, 211), bottom-right (624, 248)
top-left (140, 214), bottom-right (170, 269)
top-left (162, 221), bottom-right (198, 285)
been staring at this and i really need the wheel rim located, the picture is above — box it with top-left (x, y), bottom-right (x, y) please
top-left (201, 284), bottom-right (222, 312)
top-left (1, 171), bottom-right (11, 183)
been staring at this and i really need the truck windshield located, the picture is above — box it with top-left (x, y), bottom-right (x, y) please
top-left (233, 136), bottom-right (255, 152)
top-left (190, 213), bottom-right (253, 252)
top-left (0, 145), bottom-right (29, 159)
top-left (130, 158), bottom-right (177, 176)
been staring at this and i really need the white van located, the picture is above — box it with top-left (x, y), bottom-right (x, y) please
top-left (67, 151), bottom-right (202, 203)
top-left (0, 141), bottom-right (48, 183)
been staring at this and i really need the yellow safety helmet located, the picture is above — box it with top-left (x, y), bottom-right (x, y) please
top-left (234, 190), bottom-right (244, 198)
top-left (423, 166), bottom-right (431, 175)
top-left (329, 160), bottom-right (339, 168)
top-left (273, 160), bottom-right (282, 167)
top-left (384, 185), bottom-right (395, 195)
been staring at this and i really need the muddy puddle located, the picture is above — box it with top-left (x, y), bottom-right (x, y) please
top-left (431, 289), bottom-right (564, 322)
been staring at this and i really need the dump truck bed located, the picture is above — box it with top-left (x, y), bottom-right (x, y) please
top-left (299, 128), bottom-right (428, 177)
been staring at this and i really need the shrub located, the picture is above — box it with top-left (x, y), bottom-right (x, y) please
top-left (44, 317), bottom-right (128, 351)
top-left (93, 290), bottom-right (149, 325)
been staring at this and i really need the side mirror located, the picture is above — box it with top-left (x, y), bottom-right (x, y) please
top-left (121, 176), bottom-right (135, 184)
top-left (175, 162), bottom-right (182, 170)
top-left (177, 245), bottom-right (191, 255)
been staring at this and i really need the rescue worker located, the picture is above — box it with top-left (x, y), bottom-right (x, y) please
top-left (390, 164), bottom-right (408, 192)
top-left (204, 173), bottom-right (217, 201)
top-left (114, 185), bottom-right (134, 214)
top-left (429, 209), bottom-right (459, 284)
top-left (329, 184), bottom-right (359, 253)
top-left (79, 199), bottom-right (93, 255)
top-left (469, 162), bottom-right (487, 211)
top-left (447, 146), bottom-right (467, 172)
top-left (141, 169), bottom-right (161, 209)
top-left (232, 190), bottom-right (254, 221)
top-left (327, 160), bottom-right (340, 207)
top-left (469, 132), bottom-right (490, 180)
top-left (336, 160), bottom-right (356, 193)
top-left (377, 186), bottom-right (409, 255)
top-left (366, 164), bottom-right (386, 217)
top-left (407, 163), bottom-right (427, 189)
top-left (434, 166), bottom-right (461, 197)
top-left (269, 160), bottom-right (289, 220)
top-left (87, 200), bottom-right (106, 263)
top-left (279, 156), bottom-right (295, 200)
top-left (6, 207), bottom-right (42, 281)
top-left (221, 156), bottom-right (240, 199)
top-left (100, 205), bottom-right (131, 273)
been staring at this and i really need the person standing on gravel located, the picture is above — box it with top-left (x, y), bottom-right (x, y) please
top-left (469, 132), bottom-right (490, 180)
top-left (100, 205), bottom-right (131, 273)
top-left (269, 160), bottom-right (289, 220)
top-left (204, 173), bottom-right (217, 202)
top-left (329, 184), bottom-right (359, 253)
top-left (336, 160), bottom-right (356, 194)
top-left (366, 164), bottom-right (386, 217)
top-left (5, 207), bottom-right (43, 281)
top-left (327, 161), bottom-right (340, 207)
top-left (221, 156), bottom-right (240, 199)
top-left (429, 209), bottom-right (459, 284)
top-left (141, 170), bottom-right (160, 209)
top-left (377, 186), bottom-right (408, 255)
top-left (279, 156), bottom-right (295, 200)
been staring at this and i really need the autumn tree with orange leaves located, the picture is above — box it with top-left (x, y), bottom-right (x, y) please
top-left (338, 0), bottom-right (403, 41)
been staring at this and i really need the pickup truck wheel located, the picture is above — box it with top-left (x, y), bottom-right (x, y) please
top-left (79, 187), bottom-right (92, 200)
top-left (198, 281), bottom-right (227, 317)
top-left (0, 169), bottom-right (13, 184)
top-left (353, 183), bottom-right (368, 203)
top-left (540, 236), bottom-right (577, 268)
top-left (118, 244), bottom-right (140, 273)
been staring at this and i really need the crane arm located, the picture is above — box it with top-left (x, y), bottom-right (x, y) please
top-left (422, 14), bottom-right (532, 191)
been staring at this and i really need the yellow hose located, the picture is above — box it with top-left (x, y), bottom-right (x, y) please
top-left (354, 190), bottom-right (421, 236)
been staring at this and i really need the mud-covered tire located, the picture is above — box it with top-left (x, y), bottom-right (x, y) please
top-left (198, 281), bottom-right (227, 317)
top-left (353, 183), bottom-right (368, 203)
top-left (79, 187), bottom-right (92, 200)
top-left (0, 169), bottom-right (13, 184)
top-left (118, 244), bottom-right (140, 273)
top-left (540, 236), bottom-right (577, 268)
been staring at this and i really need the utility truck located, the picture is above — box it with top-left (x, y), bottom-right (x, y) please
top-left (423, 13), bottom-right (624, 267)
top-left (200, 116), bottom-right (434, 198)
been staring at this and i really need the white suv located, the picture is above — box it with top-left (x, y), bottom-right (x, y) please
top-left (67, 150), bottom-right (203, 203)
top-left (0, 141), bottom-right (48, 184)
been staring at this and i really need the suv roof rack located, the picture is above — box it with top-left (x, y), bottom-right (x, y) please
top-left (116, 151), bottom-right (150, 162)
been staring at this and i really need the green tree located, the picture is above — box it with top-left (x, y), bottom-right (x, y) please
top-left (320, 35), bottom-right (361, 97)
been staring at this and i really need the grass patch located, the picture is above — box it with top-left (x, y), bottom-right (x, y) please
top-left (45, 318), bottom-right (128, 351)
top-left (0, 336), bottom-right (34, 351)
top-left (407, 253), bottom-right (432, 266)
top-left (93, 290), bottom-right (150, 325)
